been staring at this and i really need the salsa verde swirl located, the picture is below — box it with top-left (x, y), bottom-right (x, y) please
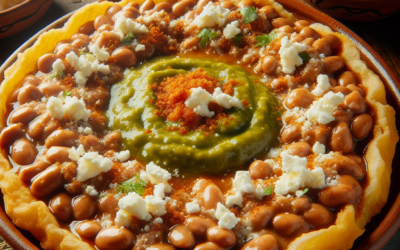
top-left (107, 56), bottom-right (281, 174)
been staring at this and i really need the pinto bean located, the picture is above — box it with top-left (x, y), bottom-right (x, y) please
top-left (112, 11), bottom-right (134, 22)
top-left (247, 205), bottom-right (273, 230)
top-left (76, 220), bottom-right (102, 238)
top-left (332, 86), bottom-right (352, 96)
top-left (38, 53), bottom-right (58, 73)
top-left (280, 124), bottom-right (302, 144)
top-left (79, 21), bottom-right (95, 35)
top-left (46, 146), bottom-right (70, 163)
top-left (302, 38), bottom-right (315, 47)
top-left (148, 243), bottom-right (176, 250)
top-left (207, 226), bottom-right (236, 248)
top-left (303, 203), bottom-right (333, 227)
top-left (18, 84), bottom-right (44, 104)
top-left (322, 56), bottom-right (344, 75)
top-left (327, 155), bottom-right (364, 179)
top-left (95, 226), bottom-right (136, 250)
top-left (285, 88), bottom-right (314, 109)
top-left (140, 0), bottom-right (155, 13)
top-left (80, 135), bottom-right (103, 152)
top-left (185, 216), bottom-right (217, 237)
top-left (220, 1), bottom-right (235, 10)
top-left (11, 139), bottom-right (37, 165)
top-left (272, 214), bottom-right (306, 236)
top-left (97, 24), bottom-right (114, 33)
top-left (271, 18), bottom-right (293, 28)
top-left (123, 6), bottom-right (140, 18)
top-left (169, 225), bottom-right (195, 249)
top-left (330, 122), bottom-right (353, 153)
top-left (98, 195), bottom-right (119, 214)
top-left (45, 130), bottom-right (76, 148)
top-left (94, 15), bottom-right (114, 31)
top-left (278, 25), bottom-right (293, 33)
top-left (347, 84), bottom-right (364, 97)
top-left (338, 71), bottom-right (357, 86)
top-left (345, 91), bottom-right (366, 113)
top-left (204, 184), bottom-right (225, 210)
top-left (318, 175), bottom-right (361, 208)
top-left (241, 234), bottom-right (279, 250)
top-left (27, 115), bottom-right (47, 140)
top-left (351, 114), bottom-right (373, 140)
top-left (293, 20), bottom-right (310, 32)
top-left (49, 192), bottom-right (72, 220)
top-left (249, 160), bottom-right (272, 179)
top-left (262, 56), bottom-right (277, 75)
top-left (39, 82), bottom-right (64, 97)
top-left (285, 142), bottom-right (311, 157)
top-left (106, 4), bottom-right (122, 19)
top-left (172, 0), bottom-right (196, 18)
top-left (238, 0), bottom-right (254, 8)
top-left (328, 77), bottom-right (337, 87)
top-left (0, 123), bottom-right (24, 148)
top-left (312, 38), bottom-right (331, 56)
top-left (124, 1), bottom-right (140, 10)
top-left (300, 27), bottom-right (319, 40)
top-left (73, 195), bottom-right (96, 220)
top-left (155, 2), bottom-right (172, 13)
top-left (19, 155), bottom-right (52, 183)
top-left (259, 6), bottom-right (278, 20)
top-left (23, 75), bottom-right (41, 86)
top-left (55, 44), bottom-right (79, 59)
top-left (324, 34), bottom-right (342, 52)
top-left (291, 197), bottom-right (311, 214)
top-left (103, 131), bottom-right (122, 151)
top-left (194, 242), bottom-right (223, 250)
top-left (31, 164), bottom-right (63, 197)
top-left (112, 48), bottom-right (137, 68)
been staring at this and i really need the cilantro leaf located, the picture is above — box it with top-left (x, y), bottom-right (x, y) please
top-left (197, 28), bottom-right (219, 47)
top-left (47, 71), bottom-right (65, 80)
top-left (264, 185), bottom-right (274, 196)
top-left (122, 31), bottom-right (136, 46)
top-left (299, 52), bottom-right (310, 63)
top-left (256, 30), bottom-right (277, 47)
top-left (116, 174), bottom-right (147, 195)
top-left (231, 33), bottom-right (244, 46)
top-left (302, 188), bottom-right (309, 194)
top-left (63, 91), bottom-right (72, 96)
top-left (239, 6), bottom-right (258, 25)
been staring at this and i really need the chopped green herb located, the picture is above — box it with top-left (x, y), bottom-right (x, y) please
top-left (122, 31), bottom-right (136, 45)
top-left (239, 6), bottom-right (258, 25)
top-left (299, 52), bottom-right (310, 63)
top-left (231, 33), bottom-right (244, 46)
top-left (63, 91), bottom-right (72, 96)
top-left (99, 192), bottom-right (107, 199)
top-left (256, 30), bottom-right (277, 47)
top-left (197, 28), bottom-right (219, 47)
top-left (302, 188), bottom-right (309, 194)
top-left (47, 71), bottom-right (65, 80)
top-left (264, 185), bottom-right (274, 196)
top-left (116, 174), bottom-right (147, 195)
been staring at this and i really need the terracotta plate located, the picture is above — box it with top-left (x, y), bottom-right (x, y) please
top-left (0, 0), bottom-right (399, 249)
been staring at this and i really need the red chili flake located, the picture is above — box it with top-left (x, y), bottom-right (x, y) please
top-left (242, 98), bottom-right (249, 106)
top-left (145, 129), bottom-right (152, 134)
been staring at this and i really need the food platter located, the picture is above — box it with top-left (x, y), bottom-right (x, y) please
top-left (0, 2), bottom-right (396, 249)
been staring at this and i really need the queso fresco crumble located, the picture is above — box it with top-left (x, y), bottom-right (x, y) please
top-left (0, 0), bottom-right (377, 249)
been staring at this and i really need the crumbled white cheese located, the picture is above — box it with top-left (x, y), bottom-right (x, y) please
top-left (225, 192), bottom-right (243, 207)
top-left (186, 202), bottom-right (201, 213)
top-left (223, 20), bottom-right (241, 39)
top-left (46, 96), bottom-right (64, 120)
top-left (255, 184), bottom-right (266, 200)
top-left (153, 183), bottom-right (171, 198)
top-left (63, 96), bottom-right (91, 121)
top-left (89, 44), bottom-right (110, 62)
top-left (91, 60), bottom-right (111, 75)
top-left (115, 150), bottom-right (130, 162)
top-left (135, 44), bottom-right (145, 51)
top-left (76, 152), bottom-right (113, 181)
top-left (215, 202), bottom-right (240, 229)
top-left (312, 142), bottom-right (325, 155)
top-left (68, 145), bottom-right (86, 161)
top-left (192, 2), bottom-right (230, 28)
top-left (74, 71), bottom-right (88, 87)
top-left (145, 195), bottom-right (167, 216)
top-left (85, 185), bottom-right (99, 196)
top-left (305, 91), bottom-right (345, 124)
top-left (52, 59), bottom-right (65, 74)
top-left (185, 87), bottom-right (215, 117)
top-left (311, 74), bottom-right (330, 96)
top-left (115, 209), bottom-right (131, 227)
top-left (232, 171), bottom-right (255, 194)
top-left (83, 127), bottom-right (93, 135)
top-left (279, 36), bottom-right (307, 74)
top-left (154, 217), bottom-right (163, 224)
top-left (114, 16), bottom-right (149, 35)
top-left (295, 190), bottom-right (306, 197)
top-left (274, 152), bottom-right (327, 196)
top-left (118, 192), bottom-right (151, 221)
top-left (140, 162), bottom-right (171, 184)
top-left (212, 87), bottom-right (244, 110)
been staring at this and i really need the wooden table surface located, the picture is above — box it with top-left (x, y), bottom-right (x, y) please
top-left (0, 0), bottom-right (400, 249)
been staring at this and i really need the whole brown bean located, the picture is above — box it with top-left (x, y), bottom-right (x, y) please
top-left (19, 155), bottom-right (52, 183)
top-left (39, 82), bottom-right (64, 97)
top-left (291, 197), bottom-right (311, 214)
top-left (172, 0), bottom-right (196, 18)
top-left (241, 234), bottom-right (279, 250)
top-left (312, 38), bottom-right (331, 56)
top-left (249, 160), bottom-right (272, 179)
top-left (262, 56), bottom-right (277, 75)
top-left (140, 0), bottom-right (155, 13)
top-left (285, 88), bottom-right (314, 109)
top-left (345, 91), bottom-right (366, 113)
top-left (271, 18), bottom-right (293, 28)
top-left (185, 216), bottom-right (217, 237)
top-left (99, 195), bottom-right (119, 214)
top-left (124, 1), bottom-right (139, 10)
top-left (76, 220), bottom-right (102, 238)
top-left (0, 123), bottom-right (24, 148)
top-left (347, 84), bottom-right (364, 97)
top-left (11, 139), bottom-right (37, 165)
top-left (204, 184), bottom-right (225, 210)
top-left (49, 192), bottom-right (72, 220)
top-left (95, 226), bottom-right (136, 250)
top-left (280, 124), bottom-right (302, 144)
top-left (292, 35), bottom-right (305, 43)
top-left (286, 142), bottom-right (311, 157)
top-left (338, 71), bottom-right (357, 86)
top-left (220, 1), bottom-right (235, 10)
top-left (328, 76), bottom-right (337, 87)
top-left (338, 175), bottom-right (362, 201)
top-left (259, 6), bottom-right (278, 19)
top-left (247, 205), bottom-right (273, 230)
top-left (18, 84), bottom-right (44, 104)
top-left (272, 214), bottom-right (306, 236)
top-left (106, 4), bottom-right (122, 19)
top-left (238, 0), bottom-right (254, 8)
top-left (112, 48), bottom-right (137, 68)
top-left (38, 53), bottom-right (58, 73)
top-left (322, 56), bottom-right (344, 75)
top-left (97, 24), bottom-right (114, 33)
top-left (194, 242), bottom-right (223, 250)
top-left (300, 27), bottom-right (319, 40)
top-left (206, 226), bottom-right (236, 248)
top-left (327, 154), bottom-right (364, 179)
top-left (73, 195), bottom-right (96, 220)
top-left (154, 2), bottom-right (172, 13)
top-left (318, 184), bottom-right (355, 208)
top-left (294, 20), bottom-right (310, 32)
top-left (31, 164), bottom-right (63, 197)
top-left (94, 15), bottom-right (114, 30)
top-left (45, 130), bottom-right (77, 148)
top-left (332, 86), bottom-right (352, 96)
top-left (303, 203), bottom-right (333, 227)
top-left (112, 11), bottom-right (134, 22)
top-left (278, 25), bottom-right (294, 33)
top-left (79, 21), bottom-right (95, 35)
top-left (23, 75), bottom-right (41, 86)
top-left (46, 146), bottom-right (71, 163)
top-left (27, 115), bottom-right (48, 140)
top-left (324, 34), bottom-right (342, 52)
top-left (148, 243), bottom-right (176, 250)
top-left (351, 114), bottom-right (373, 140)
top-left (302, 37), bottom-right (315, 46)
top-left (104, 131), bottom-right (122, 150)
top-left (80, 135), bottom-right (103, 152)
top-left (344, 154), bottom-right (363, 165)
top-left (71, 33), bottom-right (90, 43)
top-left (55, 44), bottom-right (79, 59)
top-left (330, 122), bottom-right (353, 153)
top-left (169, 225), bottom-right (195, 249)
top-left (123, 6), bottom-right (140, 18)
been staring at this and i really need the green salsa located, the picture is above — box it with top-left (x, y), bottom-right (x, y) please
top-left (107, 56), bottom-right (281, 174)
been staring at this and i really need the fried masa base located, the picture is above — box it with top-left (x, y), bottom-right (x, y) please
top-left (0, 0), bottom-right (397, 249)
